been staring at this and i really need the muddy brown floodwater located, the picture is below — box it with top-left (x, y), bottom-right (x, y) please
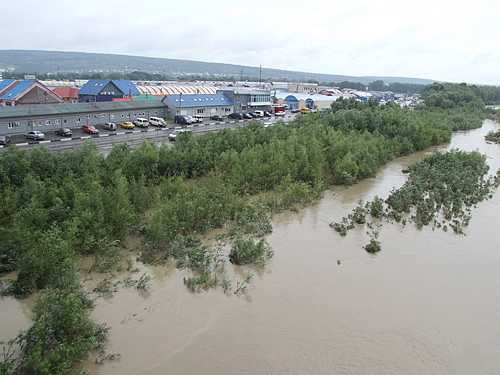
top-left (2, 120), bottom-right (500, 375)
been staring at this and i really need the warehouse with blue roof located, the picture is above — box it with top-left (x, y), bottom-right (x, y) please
top-left (0, 79), bottom-right (63, 106)
top-left (163, 92), bottom-right (234, 118)
top-left (78, 79), bottom-right (140, 102)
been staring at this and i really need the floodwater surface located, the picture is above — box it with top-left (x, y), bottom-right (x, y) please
top-left (2, 120), bottom-right (500, 375)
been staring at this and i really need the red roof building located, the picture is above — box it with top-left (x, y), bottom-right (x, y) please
top-left (52, 87), bottom-right (80, 103)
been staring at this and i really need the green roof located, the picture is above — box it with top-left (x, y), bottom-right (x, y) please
top-left (0, 99), bottom-right (166, 120)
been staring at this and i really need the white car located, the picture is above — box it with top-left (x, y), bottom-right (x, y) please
top-left (133, 118), bottom-right (149, 128)
top-left (149, 117), bottom-right (166, 127)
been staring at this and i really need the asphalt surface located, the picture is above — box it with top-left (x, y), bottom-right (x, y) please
top-left (0, 114), bottom-right (297, 154)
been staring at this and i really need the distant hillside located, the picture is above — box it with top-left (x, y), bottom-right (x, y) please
top-left (0, 50), bottom-right (434, 85)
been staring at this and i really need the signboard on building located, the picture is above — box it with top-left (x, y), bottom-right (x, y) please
top-left (24, 74), bottom-right (36, 80)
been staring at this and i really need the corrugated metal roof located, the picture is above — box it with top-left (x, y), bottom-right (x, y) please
top-left (0, 99), bottom-right (165, 120)
top-left (77, 79), bottom-right (109, 95)
top-left (79, 80), bottom-right (140, 96)
top-left (137, 85), bottom-right (217, 96)
top-left (112, 80), bottom-right (140, 96)
top-left (0, 80), bottom-right (36, 100)
top-left (0, 79), bottom-right (16, 94)
top-left (220, 87), bottom-right (271, 95)
top-left (164, 93), bottom-right (233, 108)
top-left (52, 87), bottom-right (79, 99)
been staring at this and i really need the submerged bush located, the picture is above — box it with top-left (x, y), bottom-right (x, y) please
top-left (364, 239), bottom-right (382, 254)
top-left (229, 237), bottom-right (273, 266)
top-left (332, 150), bottom-right (500, 250)
top-left (2, 289), bottom-right (106, 375)
top-left (485, 131), bottom-right (500, 144)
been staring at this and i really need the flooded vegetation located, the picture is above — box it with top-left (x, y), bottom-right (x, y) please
top-left (332, 150), bottom-right (500, 250)
top-left (85, 119), bottom-right (499, 375)
top-left (485, 130), bottom-right (500, 144)
top-left (1, 83), bottom-right (500, 374)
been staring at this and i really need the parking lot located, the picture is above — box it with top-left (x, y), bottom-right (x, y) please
top-left (0, 113), bottom-right (298, 153)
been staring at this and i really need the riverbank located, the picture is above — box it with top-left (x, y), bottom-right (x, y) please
top-left (66, 119), bottom-right (499, 374)
top-left (0, 108), bottom-right (496, 374)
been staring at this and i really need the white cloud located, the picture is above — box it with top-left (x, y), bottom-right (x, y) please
top-left (3, 0), bottom-right (500, 84)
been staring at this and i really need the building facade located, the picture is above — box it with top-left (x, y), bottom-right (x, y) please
top-left (275, 92), bottom-right (341, 111)
top-left (0, 99), bottom-right (166, 136)
top-left (163, 93), bottom-right (233, 118)
top-left (220, 88), bottom-right (272, 112)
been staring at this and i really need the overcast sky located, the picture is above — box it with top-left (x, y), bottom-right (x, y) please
top-left (3, 0), bottom-right (500, 84)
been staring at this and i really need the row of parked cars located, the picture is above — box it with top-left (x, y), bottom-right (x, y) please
top-left (174, 110), bottom-right (274, 125)
top-left (228, 110), bottom-right (273, 120)
top-left (10, 117), bottom-right (169, 143)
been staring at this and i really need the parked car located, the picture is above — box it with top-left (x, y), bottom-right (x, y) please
top-left (149, 117), bottom-right (166, 127)
top-left (275, 111), bottom-right (286, 116)
top-left (263, 111), bottom-right (272, 117)
top-left (243, 113), bottom-right (253, 119)
top-left (120, 121), bottom-right (135, 129)
top-left (253, 110), bottom-right (265, 117)
top-left (174, 115), bottom-right (194, 125)
top-left (133, 118), bottom-right (149, 128)
top-left (228, 112), bottom-right (243, 120)
top-left (291, 108), bottom-right (301, 114)
top-left (104, 122), bottom-right (117, 131)
top-left (25, 131), bottom-right (45, 141)
top-left (192, 116), bottom-right (203, 124)
top-left (168, 133), bottom-right (177, 141)
top-left (55, 128), bottom-right (72, 137)
top-left (300, 108), bottom-right (311, 114)
top-left (0, 135), bottom-right (11, 146)
top-left (82, 124), bottom-right (99, 135)
top-left (210, 115), bottom-right (224, 121)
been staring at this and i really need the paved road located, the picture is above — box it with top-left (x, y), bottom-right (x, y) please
top-left (0, 115), bottom-right (297, 154)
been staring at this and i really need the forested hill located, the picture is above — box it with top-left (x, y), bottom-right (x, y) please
top-left (0, 50), bottom-right (433, 85)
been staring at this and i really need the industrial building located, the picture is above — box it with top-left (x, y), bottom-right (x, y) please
top-left (0, 99), bottom-right (166, 136)
top-left (219, 88), bottom-right (272, 112)
top-left (274, 92), bottom-right (341, 111)
top-left (0, 79), bottom-right (63, 106)
top-left (78, 79), bottom-right (140, 102)
top-left (163, 92), bottom-right (233, 118)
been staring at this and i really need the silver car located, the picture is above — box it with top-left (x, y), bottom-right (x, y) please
top-left (104, 122), bottom-right (117, 131)
top-left (26, 131), bottom-right (45, 141)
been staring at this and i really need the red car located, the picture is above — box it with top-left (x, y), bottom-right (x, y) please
top-left (82, 124), bottom-right (99, 135)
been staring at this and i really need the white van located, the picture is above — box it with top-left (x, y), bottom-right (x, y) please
top-left (149, 117), bottom-right (166, 127)
top-left (133, 118), bottom-right (149, 128)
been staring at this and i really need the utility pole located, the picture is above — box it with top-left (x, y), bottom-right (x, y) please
top-left (179, 92), bottom-right (182, 115)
